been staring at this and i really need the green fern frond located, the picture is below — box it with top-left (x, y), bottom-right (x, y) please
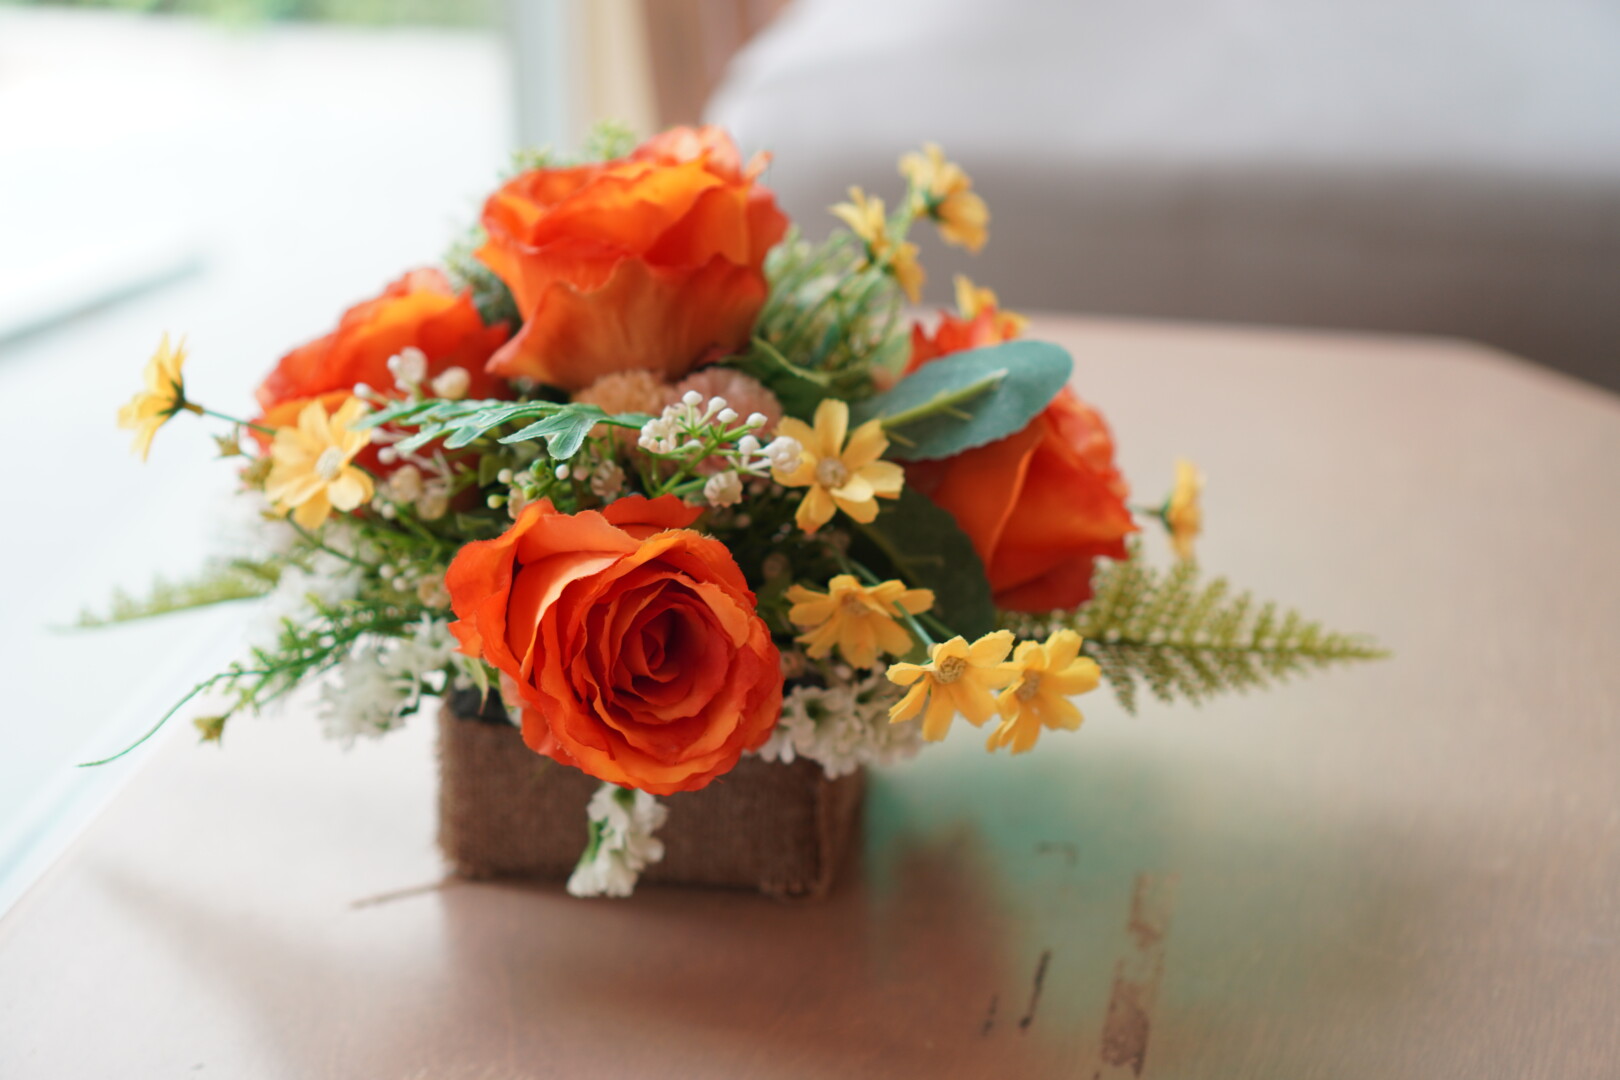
top-left (74, 560), bottom-right (281, 629)
top-left (360, 398), bottom-right (647, 458)
top-left (1004, 548), bottom-right (1387, 713)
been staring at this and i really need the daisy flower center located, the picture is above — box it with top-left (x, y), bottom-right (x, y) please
top-left (1016, 674), bottom-right (1042, 701)
top-left (935, 655), bottom-right (967, 684)
top-left (315, 447), bottom-right (346, 482)
top-left (815, 457), bottom-right (850, 488)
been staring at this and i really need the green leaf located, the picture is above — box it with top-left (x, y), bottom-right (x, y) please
top-left (500, 405), bottom-right (605, 459)
top-left (1002, 542), bottom-right (1389, 713)
top-left (855, 488), bottom-right (996, 638)
top-left (850, 340), bottom-right (1072, 461)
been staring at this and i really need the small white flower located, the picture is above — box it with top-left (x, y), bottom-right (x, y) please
top-left (554, 464), bottom-right (571, 481)
top-left (566, 783), bottom-right (668, 899)
top-left (681, 390), bottom-right (703, 407)
top-left (717, 407), bottom-right (738, 425)
top-left (766, 436), bottom-right (804, 472)
top-left (754, 671), bottom-right (920, 779)
top-left (386, 347), bottom-right (428, 390)
top-left (703, 470), bottom-right (744, 508)
top-left (746, 412), bottom-right (768, 429)
top-left (429, 365), bottom-right (471, 400)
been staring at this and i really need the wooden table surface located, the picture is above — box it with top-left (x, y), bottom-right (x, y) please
top-left (3, 316), bottom-right (1618, 1079)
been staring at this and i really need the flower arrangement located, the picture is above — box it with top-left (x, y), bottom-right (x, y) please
top-left (100, 124), bottom-right (1384, 897)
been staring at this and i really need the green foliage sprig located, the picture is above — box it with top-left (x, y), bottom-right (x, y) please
top-left (362, 398), bottom-right (648, 458)
top-left (1005, 545), bottom-right (1387, 712)
top-left (74, 559), bottom-right (281, 628)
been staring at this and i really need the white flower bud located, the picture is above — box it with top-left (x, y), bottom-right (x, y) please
top-left (707, 396), bottom-right (727, 413)
top-left (377, 446), bottom-right (398, 464)
top-left (703, 470), bottom-right (744, 508)
top-left (717, 408), bottom-right (738, 425)
top-left (746, 412), bottom-right (767, 429)
top-left (430, 365), bottom-right (471, 400)
top-left (766, 436), bottom-right (804, 471)
top-left (386, 347), bottom-right (428, 389)
top-left (554, 464), bottom-right (571, 480)
top-left (737, 435), bottom-right (761, 456)
top-left (496, 469), bottom-right (513, 484)
top-left (682, 390), bottom-right (703, 407)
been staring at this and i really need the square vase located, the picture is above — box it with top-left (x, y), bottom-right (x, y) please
top-left (436, 692), bottom-right (865, 899)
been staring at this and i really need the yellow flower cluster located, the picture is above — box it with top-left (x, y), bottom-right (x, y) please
top-left (773, 398), bottom-right (904, 534)
top-left (886, 629), bottom-right (1101, 753)
top-left (900, 143), bottom-right (989, 253)
top-left (265, 397), bottom-right (375, 530)
top-left (117, 334), bottom-right (196, 461)
top-left (786, 574), bottom-right (935, 669)
top-left (1163, 459), bottom-right (1204, 560)
top-left (831, 187), bottom-right (925, 302)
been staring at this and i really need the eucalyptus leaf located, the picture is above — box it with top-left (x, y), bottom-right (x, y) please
top-left (851, 340), bottom-right (1072, 461)
top-left (855, 488), bottom-right (996, 638)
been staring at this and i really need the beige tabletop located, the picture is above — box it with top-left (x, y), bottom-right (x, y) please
top-left (3, 316), bottom-right (1618, 1079)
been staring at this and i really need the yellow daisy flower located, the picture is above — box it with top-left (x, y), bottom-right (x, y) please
top-left (1163, 459), bottom-right (1204, 560)
top-left (887, 631), bottom-right (1017, 741)
top-left (117, 333), bottom-right (196, 461)
top-left (787, 574), bottom-right (935, 669)
top-left (954, 274), bottom-right (1029, 338)
top-left (900, 143), bottom-right (989, 253)
top-left (265, 396), bottom-right (376, 531)
top-left (773, 398), bottom-right (905, 534)
top-left (830, 186), bottom-right (925, 302)
top-left (988, 630), bottom-right (1101, 754)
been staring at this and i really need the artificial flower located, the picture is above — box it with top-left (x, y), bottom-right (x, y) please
top-left (1163, 458), bottom-right (1204, 560)
top-left (773, 398), bottom-right (905, 533)
top-left (786, 574), bottom-right (935, 668)
top-left (899, 143), bottom-right (988, 253)
top-left (118, 333), bottom-right (194, 461)
top-left (887, 631), bottom-right (1017, 741)
top-left (255, 268), bottom-right (509, 422)
top-left (477, 125), bottom-right (787, 390)
top-left (830, 187), bottom-right (924, 302)
top-left (988, 630), bottom-right (1101, 754)
top-left (909, 275), bottom-right (1028, 366)
top-left (264, 396), bottom-right (376, 530)
top-left (445, 495), bottom-right (782, 795)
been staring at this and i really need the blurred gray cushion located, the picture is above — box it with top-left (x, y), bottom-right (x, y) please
top-left (708, 0), bottom-right (1620, 388)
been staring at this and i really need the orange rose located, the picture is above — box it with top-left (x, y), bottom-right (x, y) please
top-left (904, 308), bottom-right (1136, 613)
top-left (256, 268), bottom-right (510, 417)
top-left (476, 125), bottom-right (788, 391)
top-left (446, 495), bottom-right (782, 795)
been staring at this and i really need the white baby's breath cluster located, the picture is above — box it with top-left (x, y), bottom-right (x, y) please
top-left (756, 670), bottom-right (922, 779)
top-left (566, 782), bottom-right (669, 898)
top-left (315, 616), bottom-right (458, 747)
top-left (638, 390), bottom-right (802, 508)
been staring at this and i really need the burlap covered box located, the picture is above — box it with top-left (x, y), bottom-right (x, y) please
top-left (436, 692), bottom-right (864, 899)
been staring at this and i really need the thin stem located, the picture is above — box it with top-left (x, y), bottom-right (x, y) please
top-left (838, 553), bottom-right (940, 649)
top-left (286, 518), bottom-right (371, 568)
top-left (78, 669), bottom-right (270, 767)
top-left (193, 405), bottom-right (275, 436)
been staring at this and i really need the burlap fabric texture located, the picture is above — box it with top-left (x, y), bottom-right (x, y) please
top-left (437, 691), bottom-right (864, 899)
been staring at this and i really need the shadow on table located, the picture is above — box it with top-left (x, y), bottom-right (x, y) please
top-left (86, 737), bottom-right (1445, 1078)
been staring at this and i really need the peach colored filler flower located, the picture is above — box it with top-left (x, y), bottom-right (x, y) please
top-left (787, 574), bottom-right (935, 669)
top-left (988, 630), bottom-right (1101, 754)
top-left (773, 398), bottom-right (904, 534)
top-left (831, 187), bottom-right (924, 303)
top-left (900, 144), bottom-right (989, 253)
top-left (887, 631), bottom-right (1017, 741)
top-left (118, 333), bottom-right (194, 461)
top-left (265, 397), bottom-right (375, 530)
top-left (1164, 458), bottom-right (1204, 560)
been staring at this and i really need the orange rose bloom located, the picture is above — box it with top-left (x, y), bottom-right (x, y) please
top-left (904, 308), bottom-right (1136, 613)
top-left (256, 268), bottom-right (510, 417)
top-left (446, 495), bottom-right (783, 795)
top-left (476, 125), bottom-right (788, 391)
